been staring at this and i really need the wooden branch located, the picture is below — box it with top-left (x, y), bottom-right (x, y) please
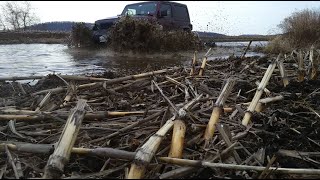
top-left (168, 120), bottom-right (186, 158)
top-left (277, 59), bottom-right (289, 87)
top-left (1, 142), bottom-right (136, 160)
top-left (159, 142), bottom-right (238, 179)
top-left (199, 48), bottom-right (212, 76)
top-left (35, 91), bottom-right (52, 112)
top-left (0, 110), bottom-right (160, 121)
top-left (190, 51), bottom-right (197, 76)
top-left (204, 78), bottom-right (236, 147)
top-left (310, 45), bottom-right (318, 80)
top-left (43, 99), bottom-right (87, 179)
top-left (242, 55), bottom-right (279, 126)
top-left (4, 145), bottom-right (20, 179)
top-left (241, 40), bottom-right (252, 59)
top-left (88, 110), bottom-right (164, 144)
top-left (297, 50), bottom-right (305, 82)
top-left (127, 116), bottom-right (175, 179)
top-left (158, 157), bottom-right (320, 175)
top-left (152, 80), bottom-right (179, 115)
top-left (217, 125), bottom-right (241, 164)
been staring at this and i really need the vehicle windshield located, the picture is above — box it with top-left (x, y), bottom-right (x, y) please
top-left (121, 2), bottom-right (157, 16)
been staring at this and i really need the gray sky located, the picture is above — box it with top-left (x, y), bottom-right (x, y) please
top-left (3, 1), bottom-right (320, 35)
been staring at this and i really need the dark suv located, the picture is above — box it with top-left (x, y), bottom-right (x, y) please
top-left (92, 1), bottom-right (192, 43)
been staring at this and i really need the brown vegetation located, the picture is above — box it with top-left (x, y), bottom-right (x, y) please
top-left (68, 22), bottom-right (95, 48)
top-left (109, 16), bottom-right (202, 53)
top-left (0, 31), bottom-right (69, 44)
top-left (265, 8), bottom-right (320, 54)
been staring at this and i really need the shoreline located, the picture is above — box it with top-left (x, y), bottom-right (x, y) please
top-left (0, 30), bottom-right (272, 45)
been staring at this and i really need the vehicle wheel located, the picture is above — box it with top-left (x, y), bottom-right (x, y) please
top-left (183, 28), bottom-right (191, 33)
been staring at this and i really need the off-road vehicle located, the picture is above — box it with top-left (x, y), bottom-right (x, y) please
top-left (92, 1), bottom-right (192, 43)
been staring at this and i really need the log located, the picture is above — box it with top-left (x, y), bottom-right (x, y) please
top-left (43, 99), bottom-right (87, 179)
top-left (242, 55), bottom-right (279, 126)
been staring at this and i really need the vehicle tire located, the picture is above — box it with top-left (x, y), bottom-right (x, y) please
top-left (183, 28), bottom-right (191, 33)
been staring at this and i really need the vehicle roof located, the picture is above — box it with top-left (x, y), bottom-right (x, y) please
top-left (125, 1), bottom-right (187, 7)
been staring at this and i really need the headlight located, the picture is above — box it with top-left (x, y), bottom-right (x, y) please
top-left (99, 36), bottom-right (107, 43)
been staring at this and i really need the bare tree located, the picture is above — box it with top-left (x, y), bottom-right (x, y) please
top-left (1, 1), bottom-right (39, 31)
top-left (0, 14), bottom-right (6, 31)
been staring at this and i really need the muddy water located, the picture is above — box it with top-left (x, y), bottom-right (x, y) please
top-left (0, 42), bottom-right (267, 78)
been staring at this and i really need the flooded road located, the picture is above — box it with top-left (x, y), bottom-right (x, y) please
top-left (0, 42), bottom-right (267, 78)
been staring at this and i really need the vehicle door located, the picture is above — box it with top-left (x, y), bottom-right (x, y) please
top-left (157, 3), bottom-right (174, 31)
top-left (172, 4), bottom-right (190, 30)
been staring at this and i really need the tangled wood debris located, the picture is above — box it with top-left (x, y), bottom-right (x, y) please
top-left (1, 47), bottom-right (320, 179)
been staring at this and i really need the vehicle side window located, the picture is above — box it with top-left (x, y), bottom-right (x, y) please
top-left (173, 5), bottom-right (189, 21)
top-left (160, 4), bottom-right (171, 17)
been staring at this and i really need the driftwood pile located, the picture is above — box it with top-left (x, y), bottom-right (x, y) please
top-left (1, 46), bottom-right (320, 179)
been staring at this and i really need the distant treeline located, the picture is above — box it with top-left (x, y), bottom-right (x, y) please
top-left (26, 21), bottom-right (94, 32)
top-left (24, 21), bottom-right (270, 40)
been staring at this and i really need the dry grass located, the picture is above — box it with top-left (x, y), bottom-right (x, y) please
top-left (266, 8), bottom-right (320, 54)
top-left (263, 35), bottom-right (293, 54)
top-left (279, 8), bottom-right (320, 48)
top-left (68, 22), bottom-right (95, 48)
top-left (0, 31), bottom-right (69, 44)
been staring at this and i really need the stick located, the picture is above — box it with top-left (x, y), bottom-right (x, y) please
top-left (217, 125), bottom-right (242, 164)
top-left (88, 110), bottom-right (164, 144)
top-left (127, 116), bottom-right (175, 179)
top-left (242, 55), bottom-right (279, 126)
top-left (297, 50), bottom-right (305, 82)
top-left (158, 157), bottom-right (320, 175)
top-left (159, 142), bottom-right (238, 179)
top-left (204, 78), bottom-right (235, 147)
top-left (152, 80), bottom-right (179, 115)
top-left (0, 110), bottom-right (160, 121)
top-left (277, 59), bottom-right (289, 87)
top-left (1, 142), bottom-right (136, 160)
top-left (310, 45), bottom-right (318, 80)
top-left (4, 145), bottom-right (20, 179)
top-left (190, 51), bottom-right (197, 76)
top-left (168, 120), bottom-right (186, 158)
top-left (43, 99), bottom-right (87, 179)
top-left (240, 40), bottom-right (252, 59)
top-left (35, 91), bottom-right (52, 112)
top-left (199, 48), bottom-right (212, 76)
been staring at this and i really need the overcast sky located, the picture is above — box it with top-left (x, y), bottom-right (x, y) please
top-left (2, 1), bottom-right (320, 35)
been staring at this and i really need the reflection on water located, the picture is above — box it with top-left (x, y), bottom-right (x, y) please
top-left (0, 42), bottom-right (267, 78)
